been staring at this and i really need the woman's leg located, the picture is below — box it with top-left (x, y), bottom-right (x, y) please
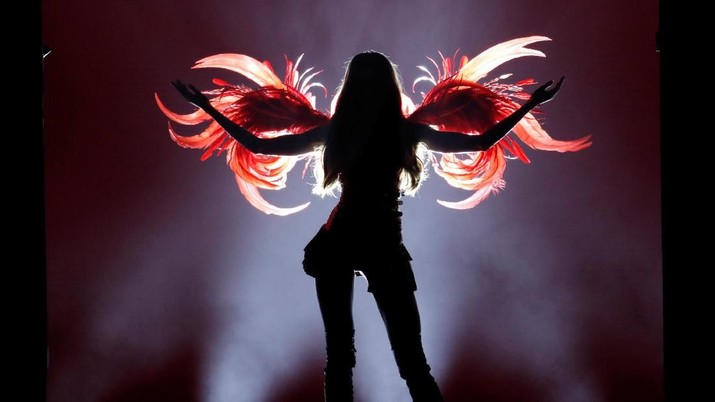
top-left (315, 270), bottom-right (356, 402)
top-left (372, 287), bottom-right (444, 402)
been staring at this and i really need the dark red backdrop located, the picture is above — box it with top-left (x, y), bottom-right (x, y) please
top-left (41, 1), bottom-right (662, 401)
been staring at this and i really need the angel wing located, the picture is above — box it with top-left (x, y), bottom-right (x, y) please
top-left (406, 36), bottom-right (592, 209)
top-left (155, 54), bottom-right (330, 215)
top-left (157, 37), bottom-right (591, 214)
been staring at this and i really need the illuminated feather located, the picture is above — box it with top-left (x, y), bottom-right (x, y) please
top-left (155, 54), bottom-right (329, 215)
top-left (407, 36), bottom-right (592, 209)
top-left (157, 37), bottom-right (591, 214)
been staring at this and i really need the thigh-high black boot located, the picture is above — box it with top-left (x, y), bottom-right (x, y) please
top-left (316, 271), bottom-right (356, 402)
top-left (373, 288), bottom-right (444, 402)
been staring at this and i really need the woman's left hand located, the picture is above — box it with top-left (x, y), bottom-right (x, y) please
top-left (171, 79), bottom-right (210, 109)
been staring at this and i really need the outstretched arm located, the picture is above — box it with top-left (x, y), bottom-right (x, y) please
top-left (415, 77), bottom-right (564, 153)
top-left (171, 80), bottom-right (326, 156)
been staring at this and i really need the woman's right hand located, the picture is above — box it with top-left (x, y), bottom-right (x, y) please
top-left (171, 79), bottom-right (210, 109)
top-left (528, 76), bottom-right (564, 107)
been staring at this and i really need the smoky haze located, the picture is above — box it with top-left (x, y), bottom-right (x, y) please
top-left (42, 1), bottom-right (661, 401)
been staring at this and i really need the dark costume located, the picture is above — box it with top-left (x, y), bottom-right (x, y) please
top-left (302, 130), bottom-right (443, 401)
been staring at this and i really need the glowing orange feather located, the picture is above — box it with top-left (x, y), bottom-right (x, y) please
top-left (156, 36), bottom-right (591, 214)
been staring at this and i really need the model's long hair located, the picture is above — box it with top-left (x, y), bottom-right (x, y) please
top-left (314, 51), bottom-right (424, 196)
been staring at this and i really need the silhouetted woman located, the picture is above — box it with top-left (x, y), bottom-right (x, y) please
top-left (172, 51), bottom-right (563, 402)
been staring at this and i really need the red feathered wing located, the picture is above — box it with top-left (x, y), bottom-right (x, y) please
top-left (406, 36), bottom-right (592, 209)
top-left (155, 54), bottom-right (330, 215)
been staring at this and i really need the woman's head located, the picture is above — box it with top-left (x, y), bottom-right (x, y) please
top-left (333, 51), bottom-right (404, 117)
top-left (315, 51), bottom-right (424, 197)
